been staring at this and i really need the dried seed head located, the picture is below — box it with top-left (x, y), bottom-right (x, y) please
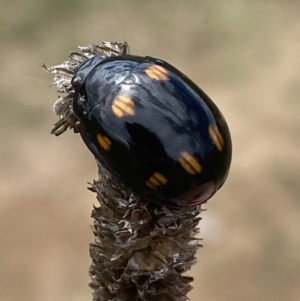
top-left (89, 163), bottom-right (202, 301)
top-left (44, 41), bottom-right (203, 301)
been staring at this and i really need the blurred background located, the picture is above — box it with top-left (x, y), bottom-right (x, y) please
top-left (1, 1), bottom-right (300, 300)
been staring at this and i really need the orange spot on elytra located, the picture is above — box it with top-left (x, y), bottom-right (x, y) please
top-left (179, 151), bottom-right (202, 175)
top-left (96, 134), bottom-right (112, 151)
top-left (209, 125), bottom-right (224, 151)
top-left (145, 65), bottom-right (169, 81)
top-left (112, 95), bottom-right (135, 118)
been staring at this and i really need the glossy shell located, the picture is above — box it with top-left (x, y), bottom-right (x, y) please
top-left (72, 55), bottom-right (232, 207)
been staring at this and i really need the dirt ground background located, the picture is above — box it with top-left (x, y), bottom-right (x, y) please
top-left (1, 1), bottom-right (300, 301)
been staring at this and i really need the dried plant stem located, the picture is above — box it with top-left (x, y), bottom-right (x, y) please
top-left (88, 163), bottom-right (202, 301)
top-left (44, 41), bottom-right (203, 301)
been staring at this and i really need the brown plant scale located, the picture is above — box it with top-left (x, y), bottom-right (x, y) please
top-left (44, 41), bottom-right (203, 301)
